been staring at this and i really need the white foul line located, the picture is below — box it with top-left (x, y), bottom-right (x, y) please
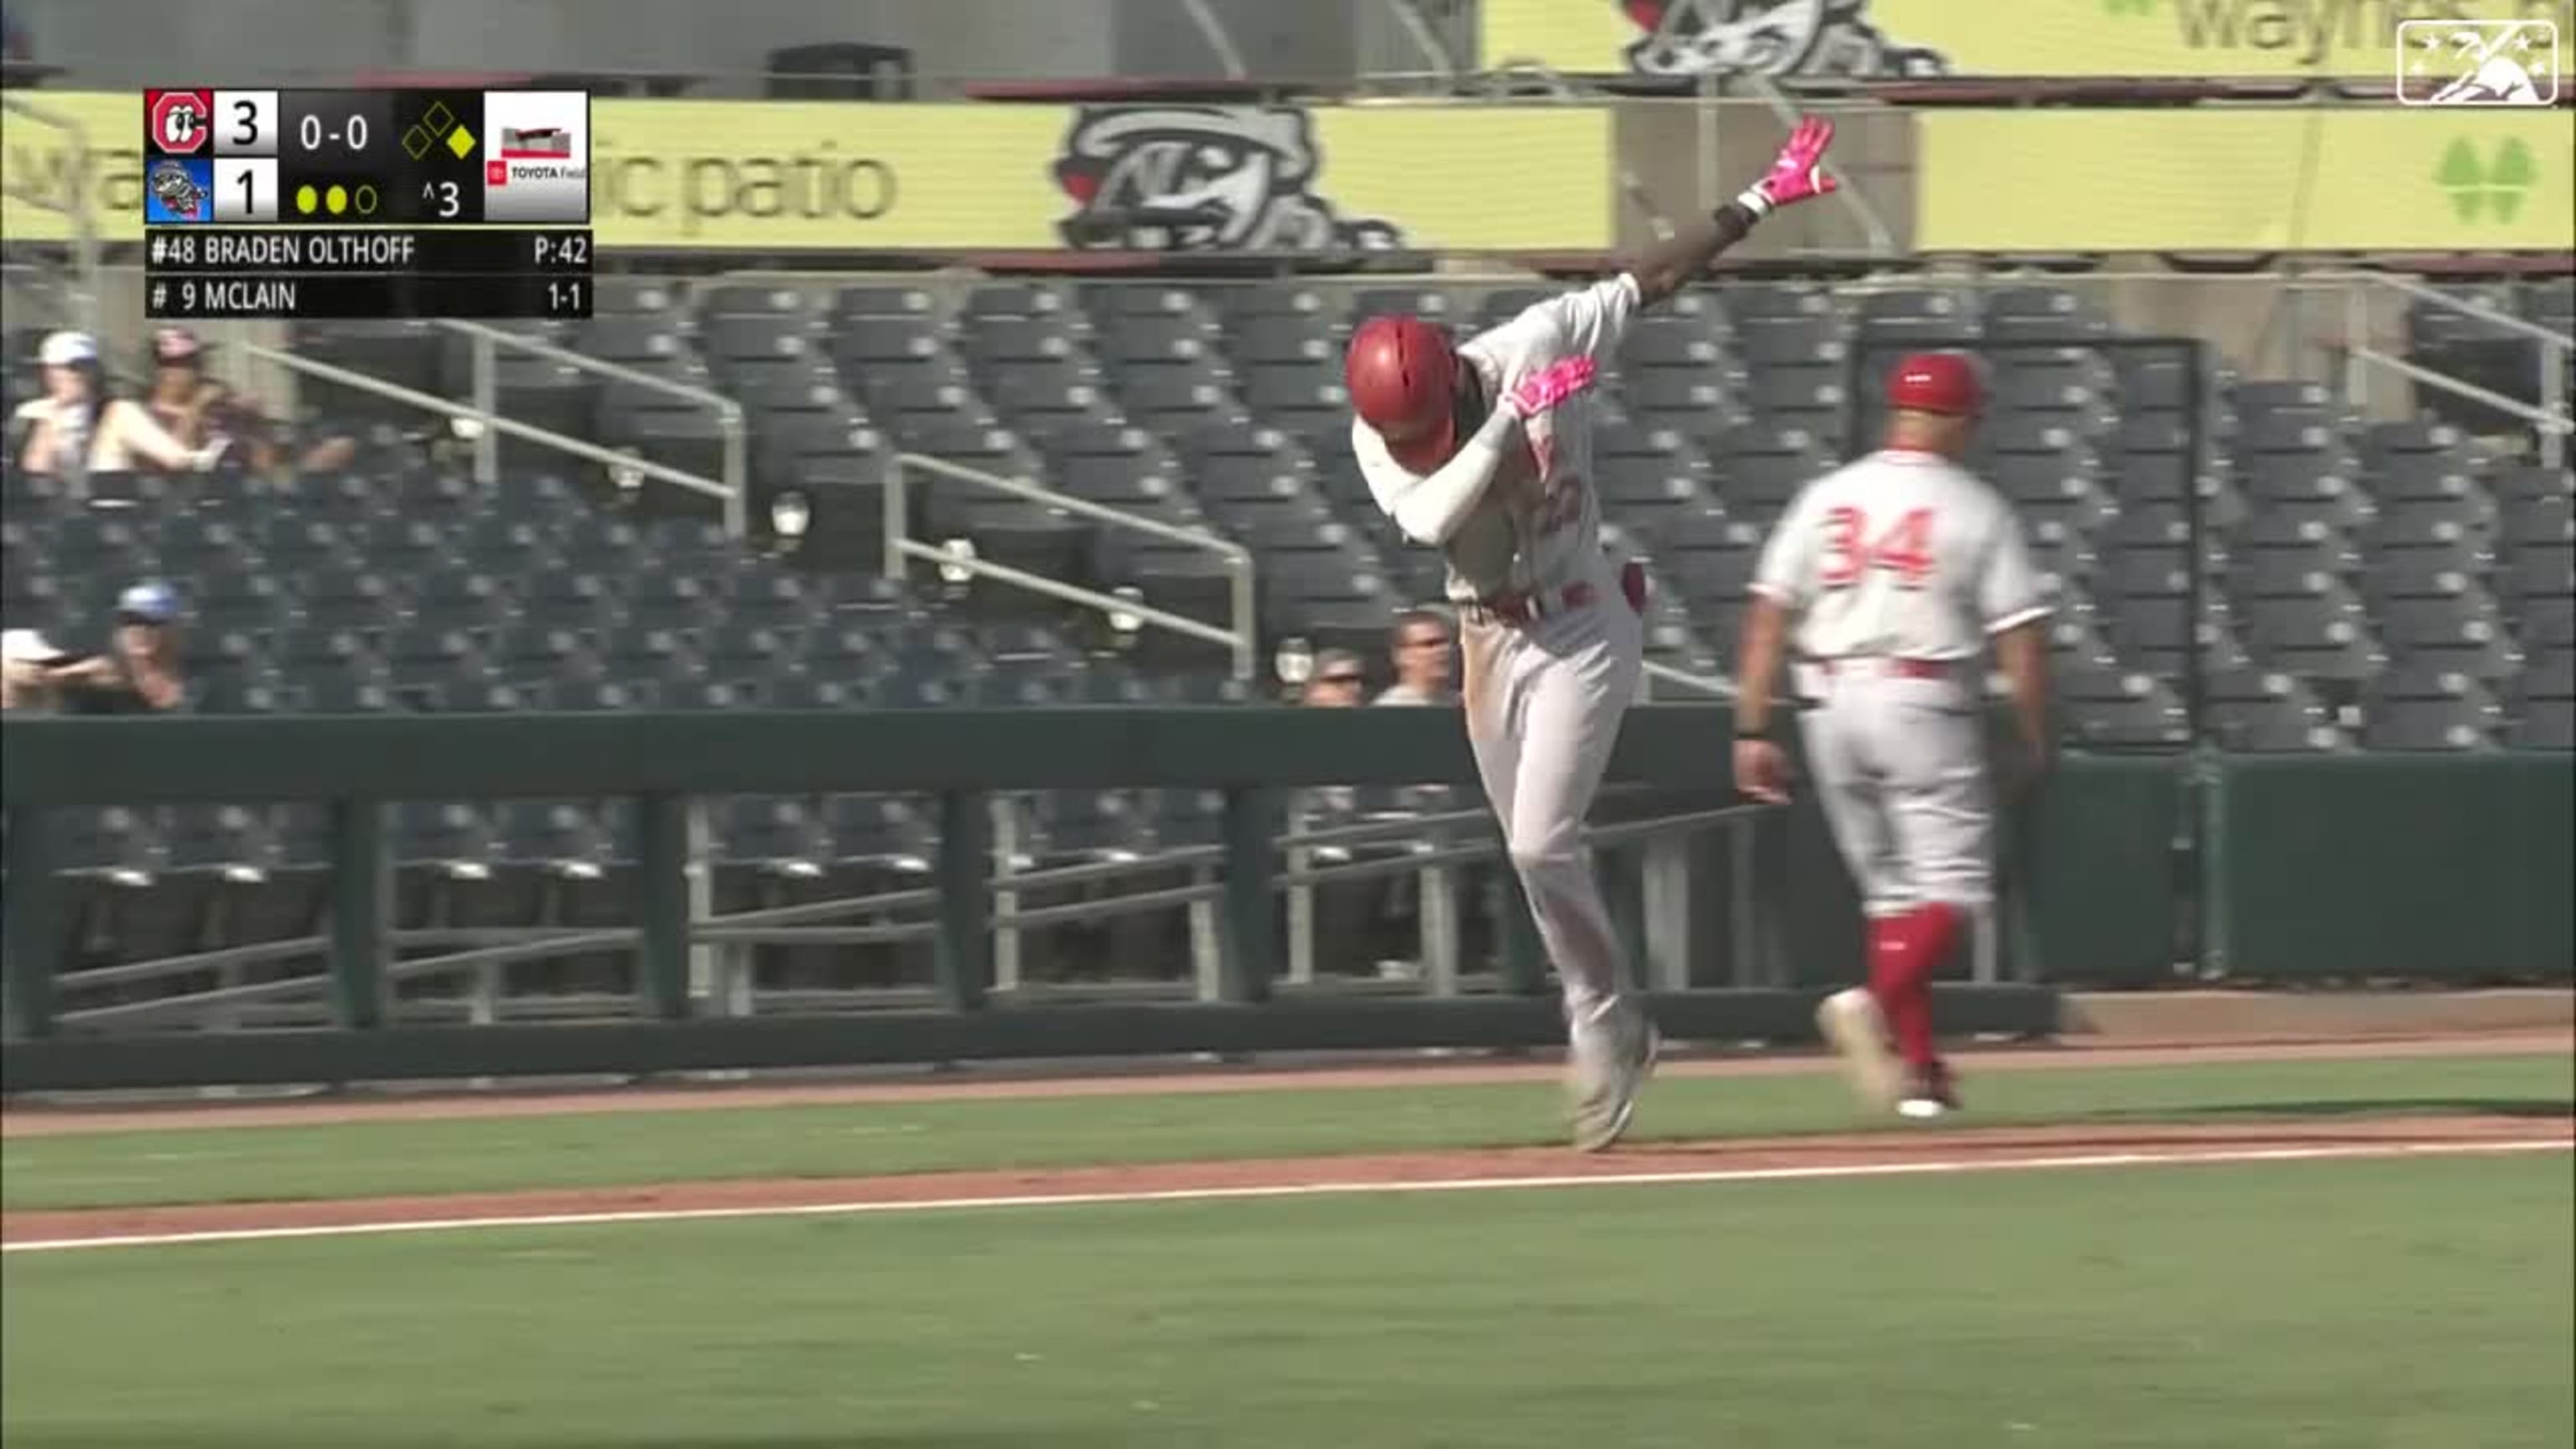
top-left (5, 1137), bottom-right (2565, 1255)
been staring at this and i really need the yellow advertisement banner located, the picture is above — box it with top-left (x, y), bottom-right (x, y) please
top-left (1919, 110), bottom-right (2576, 251)
top-left (1482, 0), bottom-right (2575, 80)
top-left (3, 95), bottom-right (1611, 252)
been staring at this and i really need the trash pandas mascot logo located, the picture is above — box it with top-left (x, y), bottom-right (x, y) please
top-left (1052, 106), bottom-right (1405, 252)
top-left (1618, 0), bottom-right (1951, 79)
top-left (148, 160), bottom-right (208, 221)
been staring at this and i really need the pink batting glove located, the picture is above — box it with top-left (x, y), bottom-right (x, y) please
top-left (1504, 356), bottom-right (1597, 420)
top-left (1745, 115), bottom-right (1838, 213)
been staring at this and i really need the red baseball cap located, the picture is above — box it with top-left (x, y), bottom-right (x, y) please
top-left (1886, 351), bottom-right (1987, 417)
top-left (1346, 315), bottom-right (1461, 473)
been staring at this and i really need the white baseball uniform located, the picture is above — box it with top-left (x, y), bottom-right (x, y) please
top-left (1353, 276), bottom-right (1645, 1027)
top-left (1751, 448), bottom-right (2051, 915)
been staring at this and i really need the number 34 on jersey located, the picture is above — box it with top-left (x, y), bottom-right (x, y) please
top-left (1820, 506), bottom-right (1936, 589)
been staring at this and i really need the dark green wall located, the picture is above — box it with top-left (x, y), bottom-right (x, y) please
top-left (2210, 755), bottom-right (2575, 983)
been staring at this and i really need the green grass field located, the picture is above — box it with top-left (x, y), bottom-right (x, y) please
top-left (4, 1050), bottom-right (2570, 1448)
top-left (5, 1052), bottom-right (2569, 1210)
top-left (5, 1156), bottom-right (2570, 1448)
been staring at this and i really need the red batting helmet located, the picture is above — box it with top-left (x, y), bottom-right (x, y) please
top-left (1346, 315), bottom-right (1461, 473)
top-left (1885, 351), bottom-right (1987, 417)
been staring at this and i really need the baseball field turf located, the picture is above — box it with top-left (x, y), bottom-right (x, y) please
top-left (3, 1044), bottom-right (2570, 1448)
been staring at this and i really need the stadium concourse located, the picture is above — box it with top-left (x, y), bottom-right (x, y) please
top-left (2, 273), bottom-right (2571, 984)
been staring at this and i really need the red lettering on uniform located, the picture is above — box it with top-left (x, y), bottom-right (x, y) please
top-left (1820, 506), bottom-right (1937, 589)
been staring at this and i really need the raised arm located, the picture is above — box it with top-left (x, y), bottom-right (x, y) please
top-left (1627, 115), bottom-right (1840, 311)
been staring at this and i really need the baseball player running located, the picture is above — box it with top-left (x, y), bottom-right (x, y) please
top-left (1731, 351), bottom-right (2054, 1119)
top-left (1344, 117), bottom-right (1842, 1150)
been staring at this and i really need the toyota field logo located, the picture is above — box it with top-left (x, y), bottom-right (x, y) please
top-left (1618, 0), bottom-right (1951, 79)
top-left (1052, 106), bottom-right (1405, 253)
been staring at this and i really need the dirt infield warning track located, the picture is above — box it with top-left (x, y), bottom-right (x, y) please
top-left (6, 1030), bottom-right (2568, 1139)
top-left (4, 1031), bottom-right (2567, 1253)
top-left (6, 1118), bottom-right (2567, 1252)
top-left (0, 1026), bottom-right (2565, 1253)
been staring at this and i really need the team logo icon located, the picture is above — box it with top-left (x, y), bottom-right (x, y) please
top-left (1052, 106), bottom-right (1405, 253)
top-left (145, 158), bottom-right (211, 223)
top-left (1616, 0), bottom-right (1950, 79)
top-left (148, 90), bottom-right (214, 155)
top-left (2397, 18), bottom-right (2559, 106)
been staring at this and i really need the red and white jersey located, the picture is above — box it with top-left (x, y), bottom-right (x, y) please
top-left (1353, 275), bottom-right (1641, 603)
top-left (1751, 449), bottom-right (2051, 662)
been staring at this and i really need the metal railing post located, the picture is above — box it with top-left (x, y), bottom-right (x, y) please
top-left (1419, 849), bottom-right (1461, 996)
top-left (470, 330), bottom-right (499, 486)
top-left (719, 402), bottom-right (750, 541)
top-left (882, 453), bottom-right (908, 582)
top-left (991, 796), bottom-right (1022, 993)
top-left (2545, 347), bottom-right (2568, 475)
top-left (684, 797), bottom-right (723, 1008)
top-left (1228, 553), bottom-right (1258, 684)
top-left (1188, 865), bottom-right (1222, 1001)
top-left (1641, 834), bottom-right (1693, 990)
top-left (1285, 795), bottom-right (1316, 985)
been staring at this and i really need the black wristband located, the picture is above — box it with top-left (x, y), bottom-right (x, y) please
top-left (1735, 725), bottom-right (1768, 740)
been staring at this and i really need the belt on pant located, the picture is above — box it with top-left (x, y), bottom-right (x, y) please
top-left (1461, 579), bottom-right (1596, 627)
top-left (1816, 657), bottom-right (1957, 680)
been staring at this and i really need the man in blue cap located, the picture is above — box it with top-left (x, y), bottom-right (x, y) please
top-left (35, 581), bottom-right (190, 714)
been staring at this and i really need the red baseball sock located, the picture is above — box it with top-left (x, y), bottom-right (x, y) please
top-left (1867, 903), bottom-right (1963, 1068)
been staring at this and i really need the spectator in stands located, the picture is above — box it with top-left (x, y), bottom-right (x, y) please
top-left (12, 582), bottom-right (190, 715)
top-left (145, 326), bottom-right (356, 479)
top-left (0, 628), bottom-right (79, 712)
top-left (11, 331), bottom-right (224, 488)
top-left (1374, 609), bottom-right (1456, 707)
top-left (1301, 648), bottom-right (1368, 707)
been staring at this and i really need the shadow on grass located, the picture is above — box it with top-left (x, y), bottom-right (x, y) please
top-left (2075, 1098), bottom-right (2576, 1123)
top-left (5, 1423), bottom-right (1143, 1433)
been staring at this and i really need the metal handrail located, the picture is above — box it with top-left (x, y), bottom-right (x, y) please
top-left (888, 451), bottom-right (1259, 682)
top-left (2345, 345), bottom-right (2576, 437)
top-left (50, 799), bottom-right (1759, 1020)
top-left (1643, 661), bottom-right (1737, 700)
top-left (2360, 272), bottom-right (2576, 352)
top-left (0, 94), bottom-right (101, 335)
top-left (437, 319), bottom-right (749, 538)
top-left (238, 345), bottom-right (740, 515)
top-left (1177, 0), bottom-right (1249, 80)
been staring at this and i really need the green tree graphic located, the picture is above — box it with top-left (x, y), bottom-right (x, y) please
top-left (2438, 138), bottom-right (2539, 224)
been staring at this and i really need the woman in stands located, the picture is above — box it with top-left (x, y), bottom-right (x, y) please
top-left (12, 330), bottom-right (225, 486)
top-left (144, 326), bottom-right (356, 478)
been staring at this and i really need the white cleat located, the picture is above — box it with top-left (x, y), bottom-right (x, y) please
top-left (1816, 988), bottom-right (1903, 1110)
top-left (1569, 1004), bottom-right (1659, 1153)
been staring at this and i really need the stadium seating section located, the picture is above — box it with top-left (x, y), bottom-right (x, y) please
top-left (3, 277), bottom-right (2569, 911)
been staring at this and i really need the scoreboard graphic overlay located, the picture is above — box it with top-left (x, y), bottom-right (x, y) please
top-left (143, 88), bottom-right (593, 320)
